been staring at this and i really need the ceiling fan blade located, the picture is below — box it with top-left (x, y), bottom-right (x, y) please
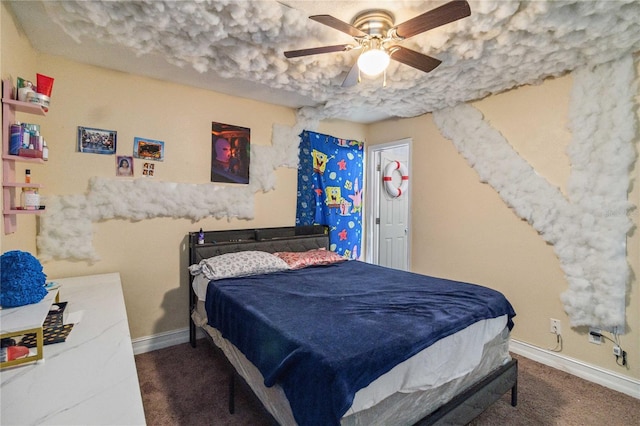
top-left (389, 46), bottom-right (442, 73)
top-left (284, 44), bottom-right (351, 58)
top-left (393, 0), bottom-right (471, 39)
top-left (342, 63), bottom-right (360, 87)
top-left (310, 15), bottom-right (368, 38)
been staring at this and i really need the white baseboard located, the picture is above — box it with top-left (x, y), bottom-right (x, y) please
top-left (132, 330), bottom-right (639, 400)
top-left (132, 327), bottom-right (204, 355)
top-left (510, 339), bottom-right (640, 399)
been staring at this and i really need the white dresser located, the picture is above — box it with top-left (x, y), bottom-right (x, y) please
top-left (0, 273), bottom-right (146, 425)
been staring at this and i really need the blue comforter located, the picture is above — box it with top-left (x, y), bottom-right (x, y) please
top-left (205, 260), bottom-right (515, 426)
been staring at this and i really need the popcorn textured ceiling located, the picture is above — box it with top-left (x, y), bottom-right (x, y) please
top-left (8, 0), bottom-right (640, 123)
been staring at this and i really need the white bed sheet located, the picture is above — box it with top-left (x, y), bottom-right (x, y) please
top-left (192, 273), bottom-right (211, 302)
top-left (192, 298), bottom-right (509, 418)
top-left (346, 314), bottom-right (508, 414)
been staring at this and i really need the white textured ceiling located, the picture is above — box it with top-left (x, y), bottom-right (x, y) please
top-left (8, 0), bottom-right (640, 123)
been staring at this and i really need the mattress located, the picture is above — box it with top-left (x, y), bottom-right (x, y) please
top-left (202, 260), bottom-right (515, 425)
top-left (192, 300), bottom-right (511, 425)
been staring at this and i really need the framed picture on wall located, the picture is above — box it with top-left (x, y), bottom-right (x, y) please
top-left (133, 137), bottom-right (164, 161)
top-left (143, 162), bottom-right (155, 177)
top-left (116, 155), bottom-right (134, 176)
top-left (77, 126), bottom-right (117, 155)
top-left (211, 121), bottom-right (250, 184)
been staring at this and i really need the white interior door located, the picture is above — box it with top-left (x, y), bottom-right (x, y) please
top-left (366, 140), bottom-right (411, 271)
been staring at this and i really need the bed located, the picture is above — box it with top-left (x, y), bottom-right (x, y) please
top-left (188, 225), bottom-right (517, 425)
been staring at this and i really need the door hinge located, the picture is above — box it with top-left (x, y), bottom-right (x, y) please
top-left (376, 163), bottom-right (381, 172)
top-left (375, 218), bottom-right (380, 225)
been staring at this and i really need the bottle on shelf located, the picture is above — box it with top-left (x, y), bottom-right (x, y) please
top-left (22, 126), bottom-right (30, 149)
top-left (29, 131), bottom-right (43, 151)
top-left (42, 141), bottom-right (49, 161)
top-left (21, 187), bottom-right (40, 210)
top-left (9, 122), bottom-right (23, 155)
top-left (17, 79), bottom-right (35, 102)
top-left (20, 169), bottom-right (40, 210)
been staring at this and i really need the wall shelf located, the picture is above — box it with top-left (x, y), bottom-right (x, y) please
top-left (2, 154), bottom-right (44, 163)
top-left (2, 79), bottom-right (47, 234)
top-left (3, 182), bottom-right (43, 188)
top-left (3, 209), bottom-right (45, 215)
top-left (1, 97), bottom-right (46, 116)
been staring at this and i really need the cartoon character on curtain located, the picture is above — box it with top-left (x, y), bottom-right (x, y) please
top-left (296, 131), bottom-right (364, 259)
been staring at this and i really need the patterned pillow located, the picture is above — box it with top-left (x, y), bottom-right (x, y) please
top-left (274, 249), bottom-right (346, 270)
top-left (189, 251), bottom-right (290, 280)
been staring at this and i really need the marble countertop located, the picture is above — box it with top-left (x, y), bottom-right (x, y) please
top-left (0, 272), bottom-right (146, 425)
top-left (1, 290), bottom-right (57, 332)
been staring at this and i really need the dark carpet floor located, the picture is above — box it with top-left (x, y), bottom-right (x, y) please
top-left (135, 339), bottom-right (639, 425)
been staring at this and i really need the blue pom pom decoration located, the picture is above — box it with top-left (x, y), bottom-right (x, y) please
top-left (0, 250), bottom-right (48, 308)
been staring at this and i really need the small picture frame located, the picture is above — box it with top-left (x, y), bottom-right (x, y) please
top-left (116, 155), bottom-right (134, 177)
top-left (77, 126), bottom-right (117, 155)
top-left (143, 162), bottom-right (155, 177)
top-left (133, 137), bottom-right (164, 161)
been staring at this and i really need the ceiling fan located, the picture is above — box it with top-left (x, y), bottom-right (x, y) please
top-left (284, 0), bottom-right (471, 87)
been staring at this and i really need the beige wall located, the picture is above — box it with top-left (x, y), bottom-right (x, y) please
top-left (2, 3), bottom-right (638, 385)
top-left (367, 73), bottom-right (639, 382)
top-left (0, 4), bottom-right (366, 338)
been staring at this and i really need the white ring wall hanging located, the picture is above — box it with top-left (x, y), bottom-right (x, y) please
top-left (383, 161), bottom-right (409, 198)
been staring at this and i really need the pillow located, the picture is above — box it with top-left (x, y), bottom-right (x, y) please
top-left (274, 249), bottom-right (346, 270)
top-left (189, 251), bottom-right (290, 280)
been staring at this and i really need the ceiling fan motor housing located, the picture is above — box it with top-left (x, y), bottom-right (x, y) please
top-left (352, 10), bottom-right (395, 39)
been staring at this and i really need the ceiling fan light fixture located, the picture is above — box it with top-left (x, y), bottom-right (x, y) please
top-left (357, 48), bottom-right (390, 77)
top-left (287, 2), bottom-right (473, 85)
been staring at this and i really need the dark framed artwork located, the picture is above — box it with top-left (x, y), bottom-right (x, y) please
top-left (133, 137), bottom-right (164, 161)
top-left (77, 126), bottom-right (117, 155)
top-left (211, 122), bottom-right (250, 184)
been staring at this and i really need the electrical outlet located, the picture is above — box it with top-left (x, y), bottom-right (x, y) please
top-left (550, 318), bottom-right (561, 335)
top-left (589, 327), bottom-right (603, 344)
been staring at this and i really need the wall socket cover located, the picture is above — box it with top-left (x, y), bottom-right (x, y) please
top-left (550, 318), bottom-right (561, 334)
top-left (589, 327), bottom-right (603, 344)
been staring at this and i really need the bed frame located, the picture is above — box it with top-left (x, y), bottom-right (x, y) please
top-left (188, 225), bottom-right (329, 347)
top-left (188, 226), bottom-right (517, 425)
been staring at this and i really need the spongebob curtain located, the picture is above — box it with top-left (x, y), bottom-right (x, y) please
top-left (296, 130), bottom-right (364, 259)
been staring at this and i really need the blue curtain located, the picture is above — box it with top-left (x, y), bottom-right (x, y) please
top-left (296, 130), bottom-right (364, 259)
